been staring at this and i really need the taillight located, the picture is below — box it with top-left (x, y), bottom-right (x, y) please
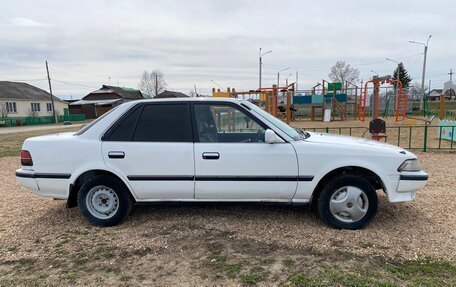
top-left (21, 150), bottom-right (33, 166)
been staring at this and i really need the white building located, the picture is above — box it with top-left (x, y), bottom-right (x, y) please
top-left (443, 81), bottom-right (455, 93)
top-left (0, 81), bottom-right (68, 118)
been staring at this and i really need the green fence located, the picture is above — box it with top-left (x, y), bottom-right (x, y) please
top-left (301, 125), bottom-right (456, 152)
top-left (0, 114), bottom-right (86, 127)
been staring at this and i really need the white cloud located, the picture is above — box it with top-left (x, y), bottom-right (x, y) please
top-left (9, 17), bottom-right (50, 28)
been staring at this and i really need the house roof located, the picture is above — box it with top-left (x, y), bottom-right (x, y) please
top-left (430, 89), bottom-right (443, 93)
top-left (155, 90), bottom-right (189, 98)
top-left (83, 85), bottom-right (144, 100)
top-left (0, 81), bottom-right (63, 101)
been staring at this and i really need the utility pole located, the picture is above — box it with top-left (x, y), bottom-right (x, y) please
top-left (449, 68), bottom-right (453, 82)
top-left (409, 35), bottom-right (431, 111)
top-left (194, 84), bottom-right (198, 97)
top-left (45, 61), bottom-right (58, 123)
top-left (155, 73), bottom-right (158, 97)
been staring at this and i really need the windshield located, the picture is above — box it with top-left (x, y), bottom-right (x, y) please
top-left (244, 101), bottom-right (302, 141)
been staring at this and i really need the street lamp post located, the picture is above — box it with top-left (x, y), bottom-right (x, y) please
top-left (285, 73), bottom-right (293, 87)
top-left (259, 48), bottom-right (272, 90)
top-left (409, 35), bottom-right (432, 111)
top-left (277, 67), bottom-right (289, 88)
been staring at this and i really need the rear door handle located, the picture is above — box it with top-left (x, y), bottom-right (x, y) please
top-left (108, 151), bottom-right (125, 159)
top-left (202, 152), bottom-right (220, 160)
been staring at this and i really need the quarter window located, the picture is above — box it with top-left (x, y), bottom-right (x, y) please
top-left (194, 104), bottom-right (265, 143)
top-left (106, 105), bottom-right (143, 141)
top-left (133, 104), bottom-right (192, 142)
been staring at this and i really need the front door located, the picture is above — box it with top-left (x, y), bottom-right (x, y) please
top-left (192, 102), bottom-right (298, 200)
top-left (102, 103), bottom-right (194, 200)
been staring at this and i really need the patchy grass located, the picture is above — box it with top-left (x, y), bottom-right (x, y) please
top-left (0, 126), bottom-right (82, 157)
top-left (198, 238), bottom-right (456, 286)
top-left (283, 258), bottom-right (295, 268)
top-left (1, 226), bottom-right (456, 286)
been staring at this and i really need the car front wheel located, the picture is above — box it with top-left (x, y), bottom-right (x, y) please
top-left (77, 175), bottom-right (133, 227)
top-left (317, 175), bottom-right (378, 230)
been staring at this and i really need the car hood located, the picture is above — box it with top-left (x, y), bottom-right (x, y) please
top-left (303, 132), bottom-right (406, 152)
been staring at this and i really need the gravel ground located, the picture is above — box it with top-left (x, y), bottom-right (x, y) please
top-left (0, 152), bottom-right (455, 285)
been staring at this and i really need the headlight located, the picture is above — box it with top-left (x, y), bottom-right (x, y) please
top-left (397, 159), bottom-right (421, 172)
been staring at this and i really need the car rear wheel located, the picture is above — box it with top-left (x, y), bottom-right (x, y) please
top-left (317, 175), bottom-right (378, 230)
top-left (77, 175), bottom-right (133, 227)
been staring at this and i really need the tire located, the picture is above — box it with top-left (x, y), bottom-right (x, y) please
top-left (77, 175), bottom-right (133, 227)
top-left (317, 175), bottom-right (378, 230)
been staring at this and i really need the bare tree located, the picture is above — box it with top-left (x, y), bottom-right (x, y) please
top-left (328, 61), bottom-right (360, 85)
top-left (138, 69), bottom-right (167, 98)
top-left (0, 103), bottom-right (8, 119)
top-left (188, 90), bottom-right (197, 97)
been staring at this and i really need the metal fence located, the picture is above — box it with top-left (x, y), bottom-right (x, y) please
top-left (302, 125), bottom-right (455, 152)
top-left (0, 114), bottom-right (86, 127)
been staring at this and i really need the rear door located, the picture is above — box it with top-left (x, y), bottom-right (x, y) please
top-left (102, 102), bottom-right (195, 200)
top-left (192, 102), bottom-right (298, 200)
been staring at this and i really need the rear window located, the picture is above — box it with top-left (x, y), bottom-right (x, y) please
top-left (133, 104), bottom-right (192, 142)
top-left (74, 107), bottom-right (118, 136)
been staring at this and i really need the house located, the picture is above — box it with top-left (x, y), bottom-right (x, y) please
top-left (69, 85), bottom-right (144, 119)
top-left (428, 89), bottom-right (443, 101)
top-left (0, 81), bottom-right (68, 119)
top-left (155, 90), bottom-right (189, 98)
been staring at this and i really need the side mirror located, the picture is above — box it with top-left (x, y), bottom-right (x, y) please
top-left (265, 129), bottom-right (284, 144)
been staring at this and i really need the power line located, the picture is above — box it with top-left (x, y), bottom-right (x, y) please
top-left (52, 79), bottom-right (99, 89)
top-left (0, 76), bottom-right (47, 82)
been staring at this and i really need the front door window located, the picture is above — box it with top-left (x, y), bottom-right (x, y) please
top-left (194, 104), bottom-right (265, 143)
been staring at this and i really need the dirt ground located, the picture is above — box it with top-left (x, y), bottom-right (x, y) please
top-left (0, 151), bottom-right (455, 286)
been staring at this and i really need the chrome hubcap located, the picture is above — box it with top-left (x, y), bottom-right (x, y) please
top-left (329, 186), bottom-right (369, 223)
top-left (86, 185), bottom-right (119, 219)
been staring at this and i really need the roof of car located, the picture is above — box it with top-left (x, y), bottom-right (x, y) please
top-left (133, 97), bottom-right (243, 103)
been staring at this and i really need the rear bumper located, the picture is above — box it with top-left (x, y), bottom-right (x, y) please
top-left (16, 169), bottom-right (70, 199)
top-left (15, 169), bottom-right (40, 192)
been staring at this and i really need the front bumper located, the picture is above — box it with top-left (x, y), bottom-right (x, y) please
top-left (387, 170), bottom-right (428, 202)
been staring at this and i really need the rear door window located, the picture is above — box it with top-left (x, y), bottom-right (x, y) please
top-left (133, 103), bottom-right (192, 142)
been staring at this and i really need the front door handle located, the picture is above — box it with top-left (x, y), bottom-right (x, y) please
top-left (202, 152), bottom-right (220, 160)
top-left (108, 151), bottom-right (125, 159)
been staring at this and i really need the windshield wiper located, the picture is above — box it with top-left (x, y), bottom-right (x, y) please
top-left (295, 128), bottom-right (310, 139)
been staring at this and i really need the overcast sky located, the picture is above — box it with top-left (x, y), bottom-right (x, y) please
top-left (0, 0), bottom-right (454, 99)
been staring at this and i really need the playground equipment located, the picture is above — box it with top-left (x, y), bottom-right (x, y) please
top-left (258, 83), bottom-right (295, 124)
top-left (358, 75), bottom-right (407, 140)
top-left (358, 76), bottom-right (408, 123)
top-left (211, 84), bottom-right (296, 124)
top-left (439, 119), bottom-right (456, 142)
top-left (292, 80), bottom-right (357, 121)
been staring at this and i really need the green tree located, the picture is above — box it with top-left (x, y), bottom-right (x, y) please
top-left (392, 63), bottom-right (412, 88)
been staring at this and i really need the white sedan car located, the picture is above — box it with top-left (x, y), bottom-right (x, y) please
top-left (16, 98), bottom-right (428, 229)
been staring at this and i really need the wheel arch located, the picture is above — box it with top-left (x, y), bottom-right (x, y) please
top-left (67, 169), bottom-right (135, 208)
top-left (310, 166), bottom-right (385, 207)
